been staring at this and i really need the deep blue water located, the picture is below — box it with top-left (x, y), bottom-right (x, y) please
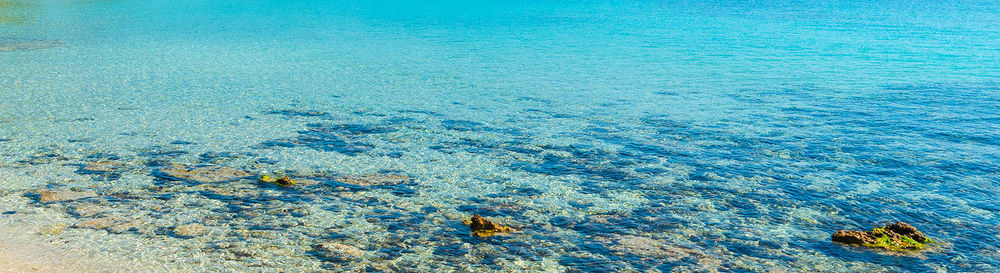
top-left (2, 0), bottom-right (999, 272)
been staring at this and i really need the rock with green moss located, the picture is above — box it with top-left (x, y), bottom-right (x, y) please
top-left (463, 214), bottom-right (516, 237)
top-left (832, 222), bottom-right (935, 251)
top-left (260, 175), bottom-right (297, 187)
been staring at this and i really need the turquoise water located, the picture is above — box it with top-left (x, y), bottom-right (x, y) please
top-left (2, 0), bottom-right (999, 271)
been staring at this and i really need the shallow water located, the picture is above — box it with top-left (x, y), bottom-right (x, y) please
top-left (2, 0), bottom-right (999, 272)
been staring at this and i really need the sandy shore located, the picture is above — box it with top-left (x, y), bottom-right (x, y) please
top-left (0, 237), bottom-right (119, 273)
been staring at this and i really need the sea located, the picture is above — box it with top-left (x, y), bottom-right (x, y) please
top-left (1, 0), bottom-right (999, 272)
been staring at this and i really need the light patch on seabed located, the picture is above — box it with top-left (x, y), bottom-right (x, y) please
top-left (0, 197), bottom-right (140, 272)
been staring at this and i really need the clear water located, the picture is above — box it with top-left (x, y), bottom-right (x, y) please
top-left (2, 0), bottom-right (999, 272)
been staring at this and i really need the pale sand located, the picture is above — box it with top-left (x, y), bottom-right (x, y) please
top-left (0, 238), bottom-right (121, 273)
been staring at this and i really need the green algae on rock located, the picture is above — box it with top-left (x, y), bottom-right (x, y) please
top-left (463, 214), bottom-right (516, 237)
top-left (832, 222), bottom-right (935, 251)
top-left (260, 175), bottom-right (296, 187)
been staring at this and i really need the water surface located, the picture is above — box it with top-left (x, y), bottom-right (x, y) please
top-left (2, 0), bottom-right (999, 272)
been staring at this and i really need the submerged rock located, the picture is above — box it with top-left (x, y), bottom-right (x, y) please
top-left (598, 235), bottom-right (722, 270)
top-left (832, 222), bottom-right (935, 251)
top-left (313, 242), bottom-right (364, 261)
top-left (173, 223), bottom-right (208, 238)
top-left (463, 214), bottom-right (516, 237)
top-left (601, 235), bottom-right (719, 261)
top-left (0, 38), bottom-right (64, 52)
top-left (158, 164), bottom-right (251, 183)
top-left (35, 190), bottom-right (97, 202)
top-left (74, 217), bottom-right (118, 230)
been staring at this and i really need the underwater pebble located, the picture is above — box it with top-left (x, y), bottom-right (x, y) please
top-left (36, 190), bottom-right (97, 202)
top-left (173, 223), bottom-right (209, 238)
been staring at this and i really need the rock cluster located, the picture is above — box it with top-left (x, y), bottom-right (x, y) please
top-left (463, 214), bottom-right (515, 237)
top-left (832, 222), bottom-right (934, 251)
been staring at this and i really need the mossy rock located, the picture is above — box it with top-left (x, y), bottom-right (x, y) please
top-left (832, 222), bottom-right (935, 251)
top-left (260, 175), bottom-right (296, 187)
top-left (463, 214), bottom-right (516, 237)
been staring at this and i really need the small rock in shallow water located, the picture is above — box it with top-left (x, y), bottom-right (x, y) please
top-left (314, 242), bottom-right (364, 261)
top-left (463, 214), bottom-right (516, 237)
top-left (832, 221), bottom-right (935, 251)
top-left (261, 174), bottom-right (318, 187)
top-left (173, 223), bottom-right (209, 238)
top-left (275, 176), bottom-right (296, 187)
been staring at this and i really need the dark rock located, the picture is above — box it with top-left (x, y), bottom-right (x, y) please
top-left (275, 176), bottom-right (295, 187)
top-left (885, 221), bottom-right (929, 243)
top-left (832, 230), bottom-right (876, 245)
